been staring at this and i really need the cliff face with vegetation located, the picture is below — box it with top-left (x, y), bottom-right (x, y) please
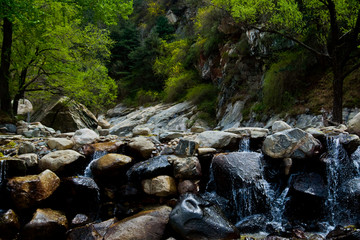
top-left (107, 0), bottom-right (360, 126)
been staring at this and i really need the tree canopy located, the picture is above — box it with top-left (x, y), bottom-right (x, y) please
top-left (212, 0), bottom-right (360, 122)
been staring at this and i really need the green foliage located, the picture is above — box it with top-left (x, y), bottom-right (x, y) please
top-left (263, 50), bottom-right (310, 111)
top-left (163, 70), bottom-right (199, 102)
top-left (155, 16), bottom-right (175, 40)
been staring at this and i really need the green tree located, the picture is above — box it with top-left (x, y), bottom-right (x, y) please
top-left (0, 0), bottom-right (133, 116)
top-left (212, 0), bottom-right (360, 123)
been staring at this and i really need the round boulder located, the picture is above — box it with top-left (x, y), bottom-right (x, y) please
top-left (91, 153), bottom-right (132, 178)
top-left (262, 128), bottom-right (321, 159)
top-left (272, 120), bottom-right (292, 133)
top-left (47, 138), bottom-right (74, 150)
top-left (7, 170), bottom-right (60, 209)
top-left (195, 131), bottom-right (240, 150)
top-left (39, 150), bottom-right (86, 175)
top-left (72, 128), bottom-right (99, 145)
top-left (142, 175), bottom-right (177, 197)
top-left (128, 136), bottom-right (156, 159)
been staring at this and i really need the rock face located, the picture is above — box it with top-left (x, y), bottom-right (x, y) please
top-left (262, 128), bottom-right (321, 159)
top-left (31, 97), bottom-right (98, 132)
top-left (104, 206), bottom-right (172, 240)
top-left (7, 170), bottom-right (60, 209)
top-left (91, 153), bottom-right (132, 178)
top-left (47, 138), bottom-right (74, 150)
top-left (128, 136), bottom-right (156, 159)
top-left (169, 193), bottom-right (239, 240)
top-left (72, 128), bottom-right (99, 145)
top-left (39, 150), bottom-right (86, 175)
top-left (21, 208), bottom-right (68, 240)
top-left (142, 175), bottom-right (177, 197)
top-left (195, 131), bottom-right (240, 149)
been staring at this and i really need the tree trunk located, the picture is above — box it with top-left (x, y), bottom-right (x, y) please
top-left (332, 65), bottom-right (343, 123)
top-left (0, 17), bottom-right (13, 115)
top-left (12, 68), bottom-right (28, 115)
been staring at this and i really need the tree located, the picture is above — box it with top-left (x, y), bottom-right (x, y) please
top-left (212, 0), bottom-right (360, 123)
top-left (0, 0), bottom-right (133, 116)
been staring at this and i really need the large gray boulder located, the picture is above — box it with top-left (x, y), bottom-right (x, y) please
top-left (195, 131), bottom-right (240, 150)
top-left (128, 136), bottom-right (156, 159)
top-left (47, 138), bottom-right (74, 150)
top-left (39, 150), bottom-right (86, 175)
top-left (348, 112), bottom-right (360, 135)
top-left (262, 128), bottom-right (321, 159)
top-left (72, 128), bottom-right (99, 145)
top-left (169, 193), bottom-right (239, 240)
top-left (31, 97), bottom-right (98, 132)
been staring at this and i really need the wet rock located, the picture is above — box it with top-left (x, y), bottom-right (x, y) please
top-left (168, 155), bottom-right (202, 179)
top-left (18, 141), bottom-right (36, 154)
top-left (21, 208), bottom-right (68, 240)
top-left (132, 127), bottom-right (151, 136)
top-left (128, 136), bottom-right (156, 159)
top-left (339, 178), bottom-right (360, 221)
top-left (0, 157), bottom-right (27, 179)
top-left (174, 139), bottom-right (198, 156)
top-left (104, 206), bottom-right (172, 240)
top-left (169, 193), bottom-right (239, 240)
top-left (142, 175), bottom-right (177, 197)
top-left (127, 155), bottom-right (172, 182)
top-left (93, 218), bottom-right (117, 237)
top-left (67, 224), bottom-right (102, 240)
top-left (72, 128), bottom-right (99, 145)
top-left (292, 172), bottom-right (326, 197)
top-left (348, 112), bottom-right (360, 135)
top-left (235, 214), bottom-right (267, 233)
top-left (272, 121), bottom-right (292, 133)
top-left (7, 169), bottom-right (60, 209)
top-left (47, 138), bottom-right (74, 150)
top-left (17, 153), bottom-right (38, 168)
top-left (31, 97), bottom-right (98, 132)
top-left (57, 177), bottom-right (100, 220)
top-left (195, 131), bottom-right (240, 150)
top-left (91, 153), bottom-right (132, 178)
top-left (326, 225), bottom-right (360, 240)
top-left (0, 209), bottom-right (20, 240)
top-left (338, 133), bottom-right (360, 155)
top-left (91, 141), bottom-right (124, 152)
top-left (39, 150), bottom-right (86, 175)
top-left (262, 128), bottom-right (321, 159)
top-left (0, 123), bottom-right (17, 134)
top-left (306, 128), bottom-right (326, 139)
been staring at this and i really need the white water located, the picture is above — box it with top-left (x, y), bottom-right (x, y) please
top-left (83, 151), bottom-right (108, 177)
top-left (0, 160), bottom-right (4, 187)
top-left (238, 138), bottom-right (250, 152)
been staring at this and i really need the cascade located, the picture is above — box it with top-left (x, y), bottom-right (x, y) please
top-left (238, 137), bottom-right (250, 152)
top-left (351, 146), bottom-right (360, 175)
top-left (84, 151), bottom-right (108, 177)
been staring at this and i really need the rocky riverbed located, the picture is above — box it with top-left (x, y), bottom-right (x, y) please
top-left (1, 104), bottom-right (360, 240)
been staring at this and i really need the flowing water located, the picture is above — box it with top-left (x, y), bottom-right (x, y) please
top-left (84, 151), bottom-right (108, 177)
top-left (238, 137), bottom-right (250, 152)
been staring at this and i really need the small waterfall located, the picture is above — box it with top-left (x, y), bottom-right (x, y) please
top-left (0, 160), bottom-right (4, 188)
top-left (84, 151), bottom-right (107, 177)
top-left (238, 137), bottom-right (250, 152)
top-left (351, 146), bottom-right (360, 175)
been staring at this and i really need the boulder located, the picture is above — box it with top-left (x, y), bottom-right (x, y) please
top-left (338, 133), bottom-right (360, 155)
top-left (159, 132), bottom-right (184, 142)
top-left (178, 180), bottom-right (198, 194)
top-left (72, 128), bottom-right (99, 145)
top-left (0, 157), bottom-right (27, 180)
top-left (339, 178), bottom-right (360, 222)
top-left (39, 150), bottom-right (86, 175)
top-left (17, 153), bottom-right (38, 168)
top-left (21, 208), bottom-right (68, 240)
top-left (71, 214), bottom-right (91, 228)
top-left (132, 126), bottom-right (151, 136)
top-left (18, 141), bottom-right (36, 154)
top-left (169, 193), bottom-right (239, 240)
top-left (142, 175), bottom-right (177, 197)
top-left (168, 155), bottom-right (202, 179)
top-left (31, 97), bottom-right (98, 132)
top-left (127, 155), bottom-right (172, 182)
top-left (174, 139), bottom-right (198, 156)
top-left (225, 127), bottom-right (269, 138)
top-left (272, 120), bottom-right (292, 133)
top-left (326, 225), bottom-right (360, 240)
top-left (67, 224), bottom-right (102, 240)
top-left (235, 214), bottom-right (267, 233)
top-left (91, 141), bottom-right (124, 152)
top-left (262, 128), bottom-right (321, 159)
top-left (292, 172), bottom-right (326, 197)
top-left (128, 136), bottom-right (156, 159)
top-left (91, 153), bottom-right (132, 178)
top-left (195, 131), bottom-right (240, 150)
top-left (348, 112), bottom-right (360, 135)
top-left (198, 147), bottom-right (217, 155)
top-left (47, 138), bottom-right (74, 150)
top-left (7, 170), bottom-right (60, 209)
top-left (0, 209), bottom-right (20, 240)
top-left (104, 206), bottom-right (172, 240)
top-left (98, 115), bottom-right (111, 129)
